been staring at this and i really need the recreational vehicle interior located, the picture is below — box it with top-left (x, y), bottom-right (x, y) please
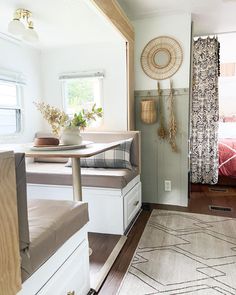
top-left (1, 0), bottom-right (236, 294)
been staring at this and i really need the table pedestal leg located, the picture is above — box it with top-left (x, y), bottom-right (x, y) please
top-left (71, 158), bottom-right (93, 255)
top-left (71, 158), bottom-right (82, 202)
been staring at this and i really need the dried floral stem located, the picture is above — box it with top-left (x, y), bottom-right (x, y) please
top-left (34, 102), bottom-right (68, 136)
top-left (168, 83), bottom-right (178, 152)
top-left (157, 82), bottom-right (168, 140)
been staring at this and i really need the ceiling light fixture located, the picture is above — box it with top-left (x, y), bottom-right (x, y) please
top-left (8, 9), bottom-right (39, 43)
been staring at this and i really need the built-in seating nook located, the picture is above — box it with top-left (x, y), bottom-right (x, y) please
top-left (0, 131), bottom-right (141, 294)
top-left (2, 0), bottom-right (236, 294)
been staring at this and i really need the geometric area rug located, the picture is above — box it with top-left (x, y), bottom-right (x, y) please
top-left (118, 209), bottom-right (236, 295)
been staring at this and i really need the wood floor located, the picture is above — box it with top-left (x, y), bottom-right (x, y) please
top-left (98, 210), bottom-right (151, 295)
top-left (89, 233), bottom-right (122, 280)
top-left (190, 183), bottom-right (236, 217)
top-left (97, 183), bottom-right (236, 295)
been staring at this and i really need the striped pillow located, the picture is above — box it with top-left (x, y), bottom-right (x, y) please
top-left (65, 138), bottom-right (133, 169)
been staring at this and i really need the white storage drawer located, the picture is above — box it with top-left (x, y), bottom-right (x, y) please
top-left (124, 182), bottom-right (142, 230)
top-left (37, 239), bottom-right (90, 295)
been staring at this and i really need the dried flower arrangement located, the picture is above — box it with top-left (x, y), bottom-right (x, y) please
top-left (168, 82), bottom-right (178, 152)
top-left (34, 102), bottom-right (68, 136)
top-left (156, 81), bottom-right (178, 152)
top-left (34, 101), bottom-right (102, 136)
top-left (157, 82), bottom-right (168, 140)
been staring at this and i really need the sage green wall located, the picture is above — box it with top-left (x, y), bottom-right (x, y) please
top-left (136, 88), bottom-right (189, 207)
top-left (133, 12), bottom-right (192, 207)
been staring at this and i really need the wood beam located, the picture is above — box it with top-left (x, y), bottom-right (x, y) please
top-left (90, 0), bottom-right (134, 42)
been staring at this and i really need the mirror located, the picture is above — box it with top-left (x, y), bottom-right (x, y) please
top-left (154, 49), bottom-right (171, 68)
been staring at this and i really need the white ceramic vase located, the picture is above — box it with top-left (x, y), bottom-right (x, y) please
top-left (60, 126), bottom-right (82, 145)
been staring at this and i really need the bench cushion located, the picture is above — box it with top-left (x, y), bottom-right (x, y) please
top-left (26, 162), bottom-right (139, 189)
top-left (21, 199), bottom-right (89, 281)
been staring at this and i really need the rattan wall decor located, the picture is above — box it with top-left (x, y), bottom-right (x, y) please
top-left (141, 36), bottom-right (183, 80)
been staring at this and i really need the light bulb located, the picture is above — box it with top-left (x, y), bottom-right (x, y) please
top-left (8, 19), bottom-right (25, 36)
top-left (23, 27), bottom-right (39, 43)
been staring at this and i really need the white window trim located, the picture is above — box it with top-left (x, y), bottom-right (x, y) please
top-left (0, 72), bottom-right (25, 138)
top-left (59, 70), bottom-right (104, 81)
top-left (60, 71), bottom-right (104, 130)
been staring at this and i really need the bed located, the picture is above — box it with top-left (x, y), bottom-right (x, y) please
top-left (218, 138), bottom-right (236, 185)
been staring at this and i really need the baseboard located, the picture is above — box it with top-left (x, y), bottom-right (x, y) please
top-left (124, 209), bottom-right (142, 236)
top-left (142, 203), bottom-right (152, 211)
top-left (143, 202), bottom-right (189, 212)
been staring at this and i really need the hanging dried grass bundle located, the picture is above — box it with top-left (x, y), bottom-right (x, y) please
top-left (168, 81), bottom-right (178, 152)
top-left (157, 82), bottom-right (168, 139)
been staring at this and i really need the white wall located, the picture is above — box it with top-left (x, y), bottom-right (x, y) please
top-left (219, 33), bottom-right (236, 63)
top-left (40, 41), bottom-right (127, 131)
top-left (0, 37), bottom-right (42, 143)
top-left (134, 13), bottom-right (192, 207)
top-left (134, 13), bottom-right (192, 90)
top-left (218, 33), bottom-right (236, 138)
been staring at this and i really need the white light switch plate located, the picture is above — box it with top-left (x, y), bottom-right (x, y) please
top-left (164, 180), bottom-right (171, 192)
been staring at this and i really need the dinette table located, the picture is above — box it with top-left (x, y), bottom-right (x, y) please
top-left (0, 141), bottom-right (119, 202)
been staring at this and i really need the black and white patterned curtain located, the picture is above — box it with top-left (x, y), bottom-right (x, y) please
top-left (190, 37), bottom-right (220, 184)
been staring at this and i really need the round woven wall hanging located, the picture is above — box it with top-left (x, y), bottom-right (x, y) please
top-left (141, 36), bottom-right (183, 80)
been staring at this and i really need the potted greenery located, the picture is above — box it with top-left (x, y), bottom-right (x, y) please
top-left (34, 102), bottom-right (102, 145)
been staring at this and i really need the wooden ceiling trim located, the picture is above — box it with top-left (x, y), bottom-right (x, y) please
top-left (90, 0), bottom-right (134, 43)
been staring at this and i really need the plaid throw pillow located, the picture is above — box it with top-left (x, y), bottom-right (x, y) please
top-left (65, 138), bottom-right (133, 169)
top-left (81, 138), bottom-right (133, 169)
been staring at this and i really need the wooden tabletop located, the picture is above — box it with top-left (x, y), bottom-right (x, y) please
top-left (0, 142), bottom-right (120, 158)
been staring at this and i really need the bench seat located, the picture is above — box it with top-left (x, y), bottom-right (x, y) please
top-left (26, 131), bottom-right (142, 235)
top-left (21, 199), bottom-right (89, 282)
top-left (26, 162), bottom-right (139, 189)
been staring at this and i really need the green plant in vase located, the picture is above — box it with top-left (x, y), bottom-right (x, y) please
top-left (62, 105), bottom-right (103, 145)
top-left (69, 105), bottom-right (103, 129)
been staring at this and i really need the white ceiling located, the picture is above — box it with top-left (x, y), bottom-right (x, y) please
top-left (117, 0), bottom-right (236, 36)
top-left (0, 0), bottom-right (122, 48)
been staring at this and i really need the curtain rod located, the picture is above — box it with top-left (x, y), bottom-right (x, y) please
top-left (194, 30), bottom-right (236, 38)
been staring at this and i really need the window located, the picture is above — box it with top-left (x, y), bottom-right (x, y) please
top-left (61, 72), bottom-right (103, 118)
top-left (0, 80), bottom-right (22, 135)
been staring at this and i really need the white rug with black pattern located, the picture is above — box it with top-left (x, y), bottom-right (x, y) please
top-left (118, 210), bottom-right (236, 295)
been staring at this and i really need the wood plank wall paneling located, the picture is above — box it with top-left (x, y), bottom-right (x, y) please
top-left (0, 151), bottom-right (21, 295)
top-left (135, 89), bottom-right (189, 206)
top-left (90, 0), bottom-right (135, 130)
top-left (127, 41), bottom-right (135, 130)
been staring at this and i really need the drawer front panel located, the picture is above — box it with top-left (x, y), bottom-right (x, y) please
top-left (124, 182), bottom-right (142, 230)
top-left (37, 239), bottom-right (90, 295)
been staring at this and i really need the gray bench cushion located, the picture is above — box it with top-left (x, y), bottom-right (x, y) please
top-left (15, 153), bottom-right (30, 251)
top-left (21, 199), bottom-right (89, 282)
top-left (26, 162), bottom-right (139, 189)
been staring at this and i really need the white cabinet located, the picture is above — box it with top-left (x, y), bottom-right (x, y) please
top-left (124, 182), bottom-right (142, 230)
top-left (18, 228), bottom-right (90, 295)
top-left (27, 176), bottom-right (142, 235)
top-left (37, 239), bottom-right (90, 295)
